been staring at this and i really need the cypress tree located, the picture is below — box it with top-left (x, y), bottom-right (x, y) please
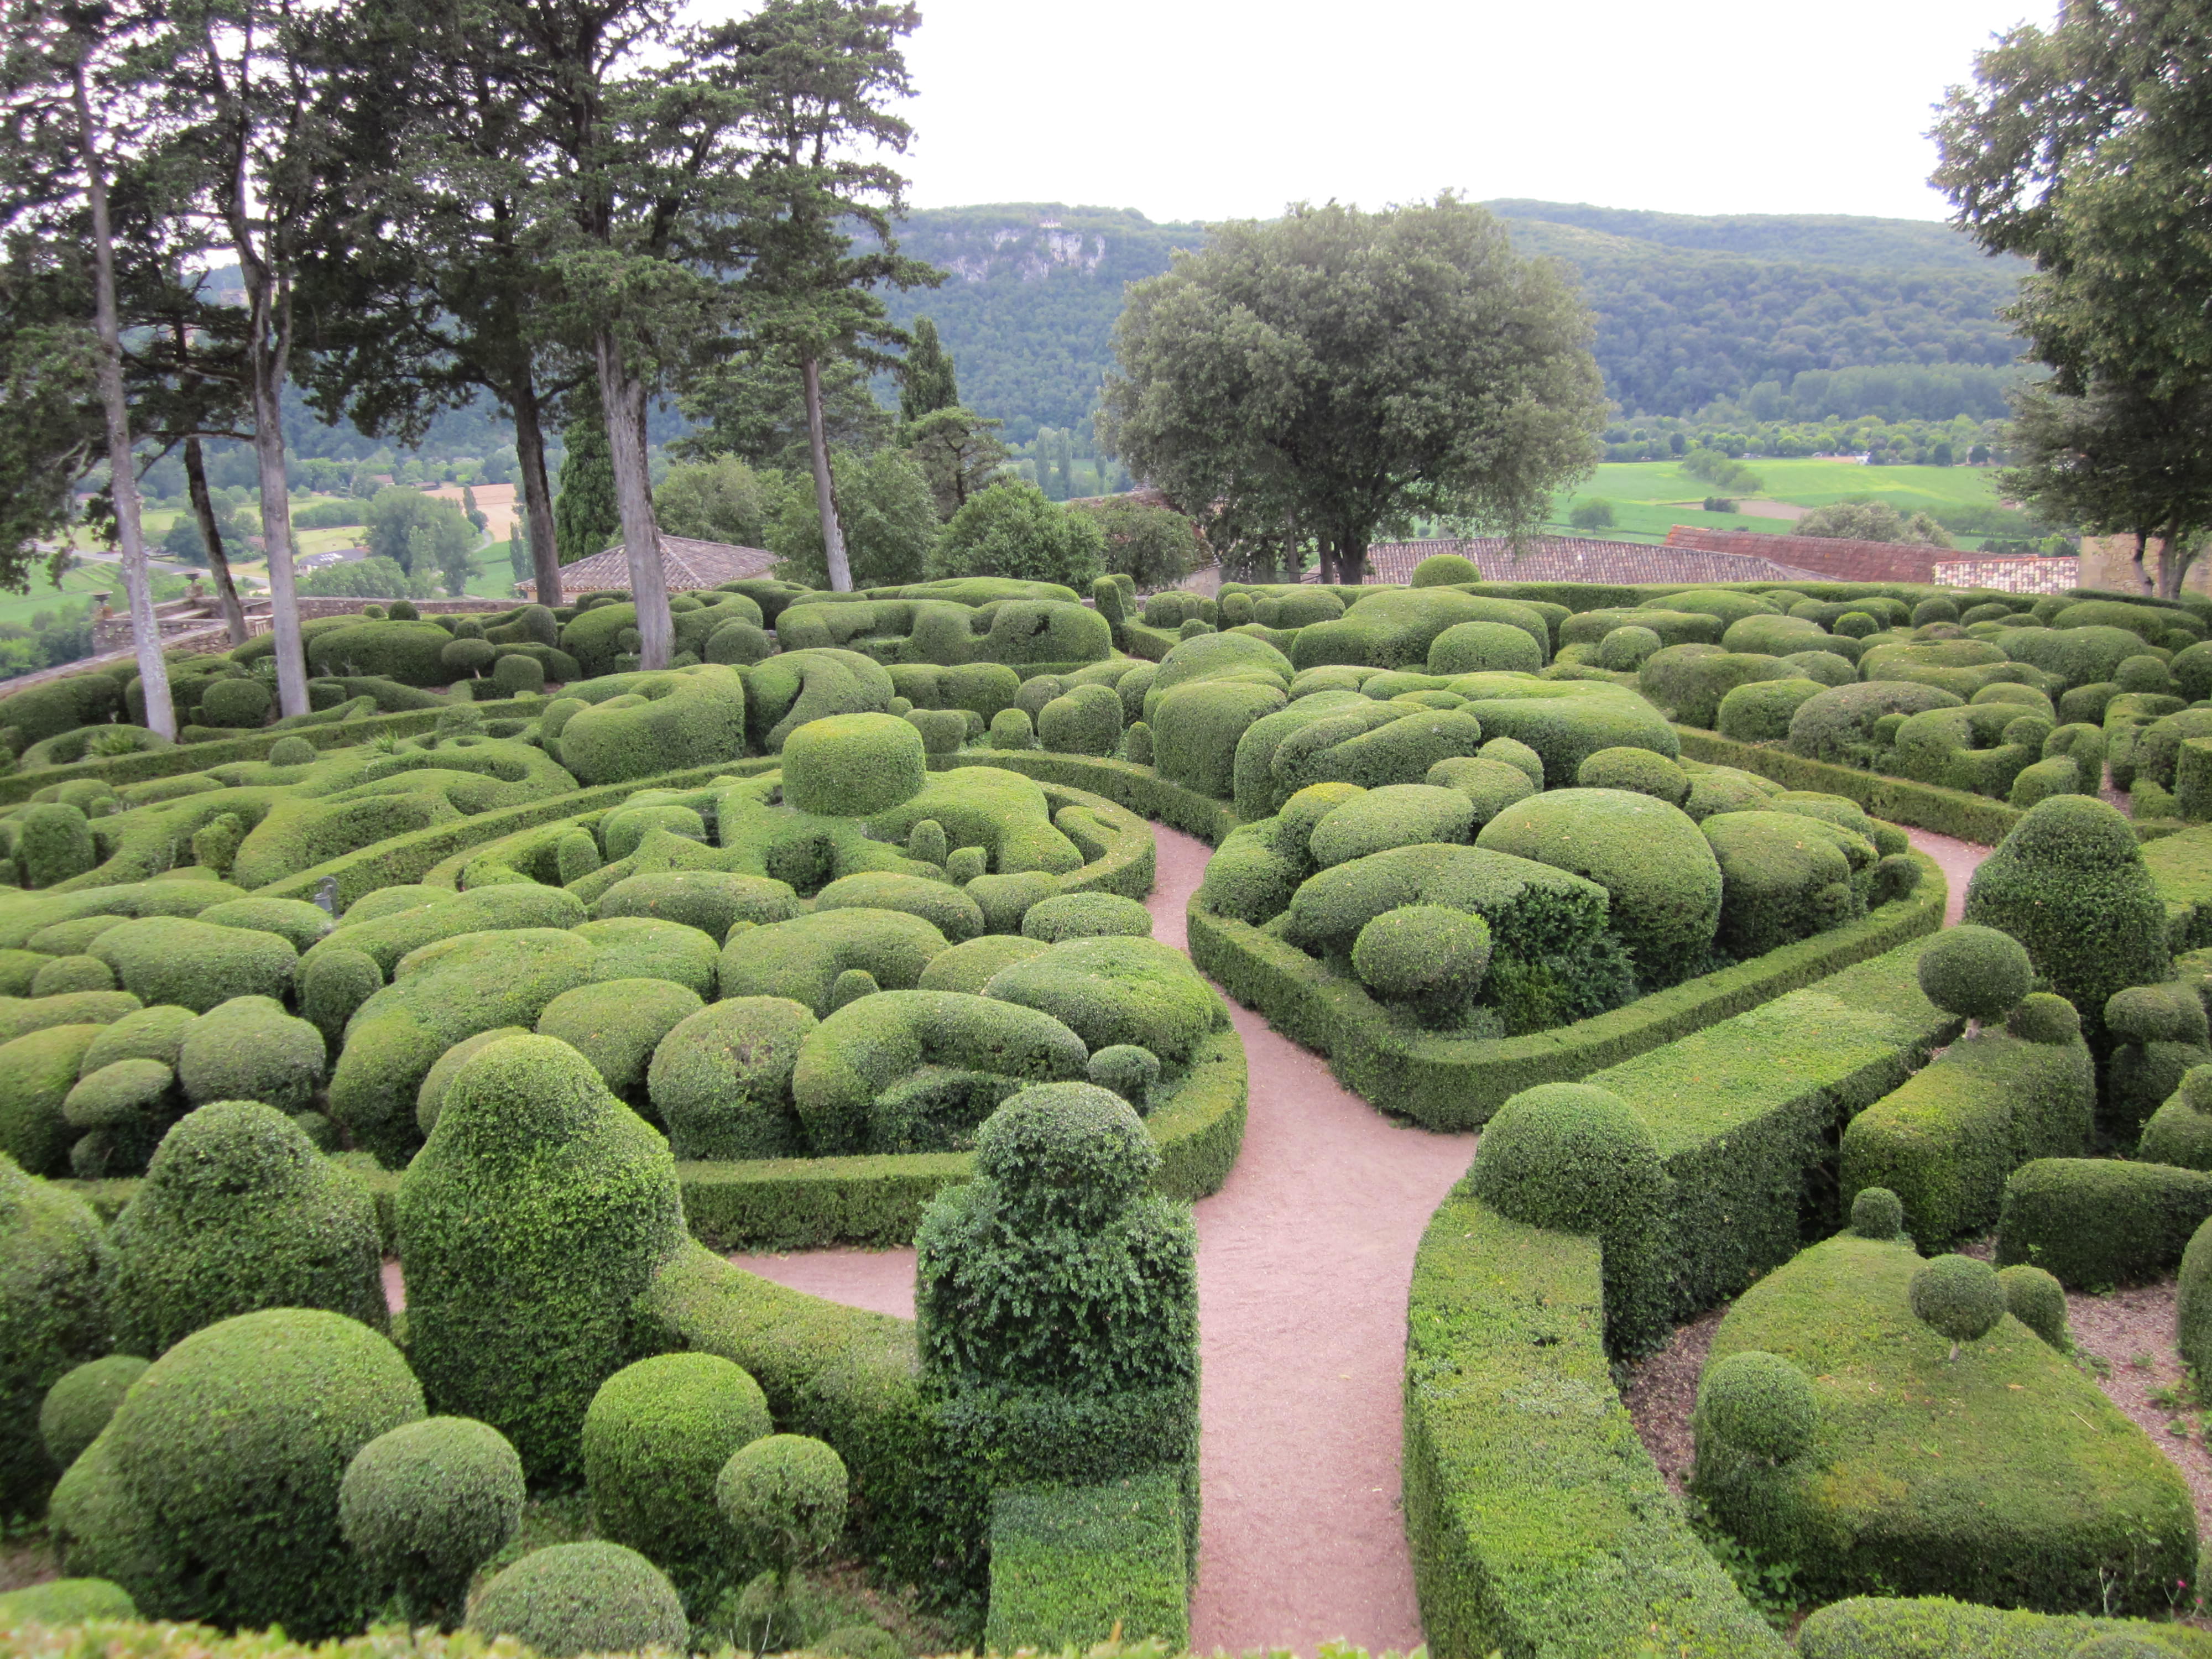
top-left (554, 401), bottom-right (620, 566)
top-left (898, 319), bottom-right (959, 426)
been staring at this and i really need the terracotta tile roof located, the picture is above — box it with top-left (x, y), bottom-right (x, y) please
top-left (1347, 537), bottom-right (1828, 586)
top-left (516, 534), bottom-right (780, 599)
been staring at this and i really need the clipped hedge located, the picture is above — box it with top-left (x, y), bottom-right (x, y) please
top-left (1402, 1191), bottom-right (1785, 1659)
top-left (1996, 1157), bottom-right (2212, 1287)
top-left (1188, 848), bottom-right (1945, 1128)
top-left (1677, 727), bottom-right (2025, 843)
top-left (1798, 1595), bottom-right (2212, 1658)
top-left (984, 1473), bottom-right (1188, 1652)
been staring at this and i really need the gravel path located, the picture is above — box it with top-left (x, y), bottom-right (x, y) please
top-left (1905, 826), bottom-right (1985, 926)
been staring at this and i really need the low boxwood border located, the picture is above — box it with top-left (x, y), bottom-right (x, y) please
top-left (1674, 727), bottom-right (2023, 844)
top-left (1187, 851), bottom-right (1946, 1130)
top-left (2146, 825), bottom-right (2212, 951)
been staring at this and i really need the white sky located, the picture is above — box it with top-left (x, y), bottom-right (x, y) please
top-left (894, 0), bottom-right (2043, 225)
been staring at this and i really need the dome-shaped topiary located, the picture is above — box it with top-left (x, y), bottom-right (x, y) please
top-left (298, 945), bottom-right (382, 1051)
top-left (1086, 1044), bottom-right (1161, 1110)
top-left (1850, 1186), bottom-right (1905, 1240)
top-left (39, 1354), bottom-right (148, 1471)
top-left (1575, 746), bottom-right (1691, 807)
top-left (340, 1416), bottom-right (525, 1627)
top-left (585, 1352), bottom-right (772, 1606)
top-left (715, 1434), bottom-right (849, 1576)
top-left (2106, 982), bottom-right (2211, 1046)
top-left (1698, 1349), bottom-right (1818, 1463)
top-left (1997, 1262), bottom-right (2069, 1350)
top-left (534, 977), bottom-right (704, 1104)
top-left (467, 1541), bottom-right (687, 1659)
top-left (1910, 1253), bottom-right (2007, 1359)
top-left (828, 967), bottom-right (879, 1010)
top-left (67, 1307), bottom-right (424, 1636)
top-left (0, 1155), bottom-right (109, 1513)
top-left (2007, 992), bottom-right (2083, 1045)
top-left (973, 1082), bottom-right (1159, 1228)
top-left (1468, 1082), bottom-right (1665, 1238)
top-left (2069, 1636), bottom-right (2174, 1659)
top-left (646, 997), bottom-right (816, 1161)
top-left (1597, 625), bottom-right (1665, 673)
top-left (1351, 904), bottom-right (1493, 1017)
top-left (267, 734), bottom-right (317, 766)
top-left (397, 1035), bottom-right (686, 1481)
top-left (1916, 925), bottom-right (2034, 1022)
top-left (1410, 552), bottom-right (1480, 587)
top-left (780, 712), bottom-right (927, 818)
top-left (1020, 891), bottom-right (1155, 942)
top-left (907, 818), bottom-right (949, 865)
top-left (33, 955), bottom-right (116, 996)
top-left (106, 1100), bottom-right (387, 1355)
top-left (177, 995), bottom-right (326, 1112)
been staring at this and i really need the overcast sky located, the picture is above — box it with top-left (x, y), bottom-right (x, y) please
top-left (894, 0), bottom-right (2042, 225)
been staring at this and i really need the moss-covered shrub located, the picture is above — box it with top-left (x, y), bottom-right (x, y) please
top-left (1909, 1253), bottom-right (2005, 1358)
top-left (39, 1353), bottom-right (148, 1472)
top-left (58, 1307), bottom-right (425, 1636)
top-left (176, 995), bottom-right (325, 1112)
top-left (397, 1036), bottom-right (686, 1480)
top-left (1697, 1349), bottom-right (1817, 1463)
top-left (1019, 891), bottom-right (1154, 942)
top-left (0, 1156), bottom-right (109, 1512)
top-left (1850, 1186), bottom-right (1903, 1239)
top-left (0, 1577), bottom-right (137, 1624)
top-left (89, 916), bottom-right (295, 1014)
top-left (1477, 787), bottom-right (1722, 983)
top-left (339, 1416), bottom-right (525, 1627)
top-left (1964, 795), bottom-right (2171, 1045)
top-left (1997, 1262), bottom-right (2068, 1350)
top-left (585, 1352), bottom-right (772, 1605)
top-left (106, 1100), bottom-right (385, 1355)
top-left (467, 1541), bottom-right (688, 1659)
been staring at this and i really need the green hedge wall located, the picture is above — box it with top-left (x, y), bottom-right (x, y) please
top-left (1996, 1157), bottom-right (2212, 1287)
top-left (1187, 850), bottom-right (1945, 1129)
top-left (983, 1472), bottom-right (1188, 1653)
top-left (929, 751), bottom-right (1237, 845)
top-left (1799, 1595), bottom-right (2212, 1658)
top-left (1402, 1192), bottom-right (1787, 1659)
top-left (2146, 825), bottom-right (2212, 951)
top-left (1674, 728), bottom-right (2024, 844)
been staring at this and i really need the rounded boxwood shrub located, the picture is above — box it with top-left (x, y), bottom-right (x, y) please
top-left (904, 707), bottom-right (967, 755)
top-left (1410, 551), bottom-right (1480, 587)
top-left (467, 1541), bottom-right (688, 1659)
top-left (1700, 810), bottom-right (1865, 958)
top-left (267, 733), bottom-right (317, 766)
top-left (1, 1158), bottom-right (110, 1512)
top-left (199, 676), bottom-right (272, 728)
top-left (1997, 1262), bottom-right (2069, 1349)
top-left (1477, 787), bottom-right (1723, 983)
top-left (1850, 1186), bottom-right (1904, 1239)
top-left (915, 933), bottom-right (1051, 994)
top-left (984, 935), bottom-right (1219, 1062)
top-left (33, 955), bottom-right (114, 996)
top-left (535, 977), bottom-right (705, 1104)
top-left (1575, 745), bottom-right (1689, 807)
top-left (646, 998), bottom-right (818, 1160)
top-left (18, 802), bottom-right (96, 888)
top-left (585, 1352), bottom-right (773, 1604)
top-left (1308, 782), bottom-right (1476, 868)
top-left (1468, 1082), bottom-right (1664, 1238)
top-left (71, 1307), bottom-right (425, 1636)
top-left (1423, 755), bottom-right (1536, 827)
top-left (828, 967), bottom-right (878, 1009)
top-left (1037, 684), bottom-right (1124, 756)
top-left (340, 1416), bottom-right (525, 1627)
top-left (780, 712), bottom-right (927, 818)
top-left (1698, 1349), bottom-right (1817, 1463)
top-left (1427, 620), bottom-right (1542, 676)
top-left (989, 707), bottom-right (1037, 750)
top-left (1352, 904), bottom-right (1493, 1017)
top-left (717, 1433), bottom-right (849, 1581)
top-left (106, 1100), bottom-right (387, 1355)
top-left (415, 1026), bottom-right (529, 1136)
top-left (177, 995), bottom-right (326, 1111)
top-left (1086, 1043), bottom-right (1161, 1110)
top-left (591, 869), bottom-right (800, 945)
top-left (1597, 624), bottom-right (1663, 672)
top-left (1910, 1253), bottom-right (2006, 1359)
top-left (969, 1081), bottom-right (1157, 1228)
top-left (397, 1036), bottom-right (686, 1481)
top-left (813, 870), bottom-right (985, 943)
top-left (39, 1354), bottom-right (149, 1471)
top-left (1964, 795), bottom-right (2171, 1042)
top-left (0, 1578), bottom-right (136, 1624)
top-left (1717, 676), bottom-right (1827, 744)
top-left (1915, 925), bottom-right (2034, 1022)
top-left (2106, 982), bottom-right (2209, 1046)
top-left (196, 896), bottom-right (336, 954)
top-left (2007, 991), bottom-right (2082, 1045)
top-left (1020, 891), bottom-right (1154, 942)
top-left (2, 1022), bottom-right (111, 1178)
top-left (299, 945), bottom-right (382, 1050)
top-left (90, 916), bottom-right (295, 1014)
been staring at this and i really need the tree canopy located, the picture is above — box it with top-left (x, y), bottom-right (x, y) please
top-left (1099, 196), bottom-right (1607, 582)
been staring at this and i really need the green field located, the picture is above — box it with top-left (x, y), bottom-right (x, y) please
top-left (1542, 458), bottom-right (2008, 545)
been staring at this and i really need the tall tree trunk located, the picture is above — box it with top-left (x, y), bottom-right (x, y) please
top-left (183, 437), bottom-right (248, 645)
top-left (802, 354), bottom-right (852, 591)
top-left (512, 374), bottom-right (562, 607)
top-left (1339, 533), bottom-right (1369, 586)
top-left (595, 335), bottom-right (671, 668)
top-left (247, 354), bottom-right (308, 717)
top-left (70, 57), bottom-right (173, 739)
top-left (2132, 530), bottom-right (2153, 596)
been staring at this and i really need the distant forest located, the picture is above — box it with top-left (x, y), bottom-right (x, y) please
top-left (879, 200), bottom-right (2032, 442)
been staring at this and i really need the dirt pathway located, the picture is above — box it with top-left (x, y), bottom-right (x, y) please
top-left (1905, 826), bottom-right (1985, 926)
top-left (734, 826), bottom-right (1475, 1654)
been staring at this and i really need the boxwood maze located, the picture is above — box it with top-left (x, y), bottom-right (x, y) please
top-left (6, 570), bottom-right (2211, 1658)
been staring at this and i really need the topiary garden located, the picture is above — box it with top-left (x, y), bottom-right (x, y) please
top-left (10, 571), bottom-right (2212, 1659)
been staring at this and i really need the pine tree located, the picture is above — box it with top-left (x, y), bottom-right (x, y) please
top-left (555, 405), bottom-right (619, 566)
top-left (899, 317), bottom-right (959, 425)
